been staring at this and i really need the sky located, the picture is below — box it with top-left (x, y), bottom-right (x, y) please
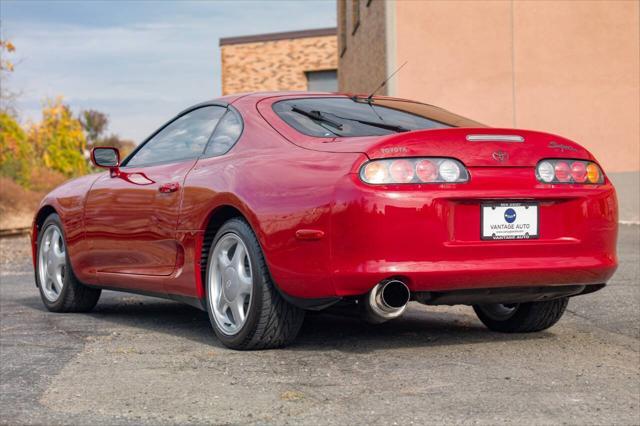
top-left (0, 0), bottom-right (336, 142)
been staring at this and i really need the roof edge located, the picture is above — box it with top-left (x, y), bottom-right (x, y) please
top-left (219, 27), bottom-right (337, 46)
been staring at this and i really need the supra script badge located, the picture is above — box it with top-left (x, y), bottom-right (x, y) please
top-left (549, 141), bottom-right (578, 152)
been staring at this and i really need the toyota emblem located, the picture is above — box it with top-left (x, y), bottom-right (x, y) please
top-left (492, 150), bottom-right (509, 163)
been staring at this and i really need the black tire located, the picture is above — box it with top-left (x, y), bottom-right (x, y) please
top-left (35, 214), bottom-right (101, 312)
top-left (473, 298), bottom-right (569, 333)
top-left (205, 218), bottom-right (305, 350)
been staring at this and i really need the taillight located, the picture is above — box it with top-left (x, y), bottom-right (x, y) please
top-left (438, 159), bottom-right (463, 182)
top-left (415, 159), bottom-right (438, 182)
top-left (362, 161), bottom-right (388, 183)
top-left (570, 161), bottom-right (587, 183)
top-left (360, 158), bottom-right (469, 184)
top-left (537, 161), bottom-right (555, 183)
top-left (389, 159), bottom-right (414, 183)
top-left (586, 163), bottom-right (602, 183)
top-left (554, 161), bottom-right (571, 182)
top-left (536, 159), bottom-right (604, 184)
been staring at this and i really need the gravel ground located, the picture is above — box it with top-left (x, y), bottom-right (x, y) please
top-left (1, 227), bottom-right (639, 425)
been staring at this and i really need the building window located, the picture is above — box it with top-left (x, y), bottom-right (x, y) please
top-left (305, 70), bottom-right (338, 92)
top-left (352, 0), bottom-right (360, 35)
top-left (339, 0), bottom-right (347, 56)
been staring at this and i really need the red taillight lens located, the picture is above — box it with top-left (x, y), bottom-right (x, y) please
top-left (554, 161), bottom-right (571, 182)
top-left (389, 159), bottom-right (415, 183)
top-left (360, 158), bottom-right (469, 184)
top-left (415, 159), bottom-right (438, 182)
top-left (536, 159), bottom-right (604, 184)
top-left (570, 161), bottom-right (587, 183)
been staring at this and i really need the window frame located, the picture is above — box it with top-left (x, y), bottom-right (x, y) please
top-left (120, 101), bottom-right (239, 168)
top-left (200, 106), bottom-right (245, 159)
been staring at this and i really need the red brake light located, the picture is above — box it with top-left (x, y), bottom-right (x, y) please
top-left (415, 159), bottom-right (438, 182)
top-left (570, 161), bottom-right (587, 183)
top-left (389, 160), bottom-right (415, 183)
top-left (554, 161), bottom-right (571, 182)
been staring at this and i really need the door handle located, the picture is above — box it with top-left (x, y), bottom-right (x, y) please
top-left (158, 182), bottom-right (180, 193)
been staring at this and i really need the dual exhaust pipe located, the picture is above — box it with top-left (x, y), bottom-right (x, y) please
top-left (362, 279), bottom-right (411, 324)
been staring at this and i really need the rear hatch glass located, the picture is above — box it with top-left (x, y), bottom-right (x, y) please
top-left (263, 96), bottom-right (591, 166)
top-left (272, 97), bottom-right (485, 138)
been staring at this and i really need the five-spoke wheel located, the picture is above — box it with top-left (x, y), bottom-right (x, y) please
top-left (38, 224), bottom-right (67, 302)
top-left (208, 233), bottom-right (253, 335)
top-left (36, 214), bottom-right (101, 312)
top-left (204, 218), bottom-right (305, 349)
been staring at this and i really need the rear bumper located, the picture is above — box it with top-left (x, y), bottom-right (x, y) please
top-left (329, 254), bottom-right (616, 296)
top-left (414, 284), bottom-right (604, 306)
top-left (329, 167), bottom-right (618, 297)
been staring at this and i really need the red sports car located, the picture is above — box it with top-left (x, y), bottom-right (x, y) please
top-left (32, 92), bottom-right (618, 349)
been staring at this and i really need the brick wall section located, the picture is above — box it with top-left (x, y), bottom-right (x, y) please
top-left (338, 0), bottom-right (387, 95)
top-left (221, 35), bottom-right (337, 95)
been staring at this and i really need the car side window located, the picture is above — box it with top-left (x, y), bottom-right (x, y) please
top-left (126, 106), bottom-right (226, 167)
top-left (203, 109), bottom-right (243, 157)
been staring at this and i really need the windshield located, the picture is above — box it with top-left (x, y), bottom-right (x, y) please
top-left (272, 97), bottom-right (485, 137)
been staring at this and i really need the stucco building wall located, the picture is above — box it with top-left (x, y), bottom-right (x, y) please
top-left (220, 29), bottom-right (337, 95)
top-left (395, 1), bottom-right (514, 128)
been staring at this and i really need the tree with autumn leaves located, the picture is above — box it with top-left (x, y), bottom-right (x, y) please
top-left (0, 110), bottom-right (32, 186)
top-left (1, 98), bottom-right (88, 187)
top-left (0, 39), bottom-right (135, 190)
top-left (28, 98), bottom-right (89, 177)
top-left (0, 38), bottom-right (35, 186)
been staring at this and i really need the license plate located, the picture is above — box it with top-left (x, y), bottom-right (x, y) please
top-left (481, 202), bottom-right (539, 240)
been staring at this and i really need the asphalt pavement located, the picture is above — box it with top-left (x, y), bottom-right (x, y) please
top-left (1, 226), bottom-right (638, 425)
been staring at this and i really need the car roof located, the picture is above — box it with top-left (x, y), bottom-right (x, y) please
top-left (185, 91), bottom-right (436, 111)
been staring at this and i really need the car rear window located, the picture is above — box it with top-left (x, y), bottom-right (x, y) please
top-left (272, 97), bottom-right (485, 137)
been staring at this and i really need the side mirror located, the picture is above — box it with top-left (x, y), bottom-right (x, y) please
top-left (91, 147), bottom-right (120, 173)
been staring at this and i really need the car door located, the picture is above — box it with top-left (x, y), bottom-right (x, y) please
top-left (83, 106), bottom-right (226, 290)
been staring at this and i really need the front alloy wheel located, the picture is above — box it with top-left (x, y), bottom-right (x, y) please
top-left (36, 213), bottom-right (101, 312)
top-left (38, 224), bottom-right (67, 302)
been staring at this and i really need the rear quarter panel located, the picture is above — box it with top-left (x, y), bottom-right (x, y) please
top-left (175, 96), bottom-right (363, 299)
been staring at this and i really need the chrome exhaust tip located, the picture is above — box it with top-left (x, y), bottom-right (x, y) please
top-left (362, 279), bottom-right (410, 324)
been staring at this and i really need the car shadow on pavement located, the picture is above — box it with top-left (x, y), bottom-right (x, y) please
top-left (291, 309), bottom-right (553, 353)
top-left (17, 292), bottom-right (554, 352)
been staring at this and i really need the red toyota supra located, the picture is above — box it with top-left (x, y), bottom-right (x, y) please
top-left (32, 92), bottom-right (618, 349)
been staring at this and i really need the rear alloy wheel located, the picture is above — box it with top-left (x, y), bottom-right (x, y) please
top-left (205, 218), bottom-right (305, 350)
top-left (473, 298), bottom-right (569, 333)
top-left (209, 233), bottom-right (253, 335)
top-left (36, 214), bottom-right (101, 312)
